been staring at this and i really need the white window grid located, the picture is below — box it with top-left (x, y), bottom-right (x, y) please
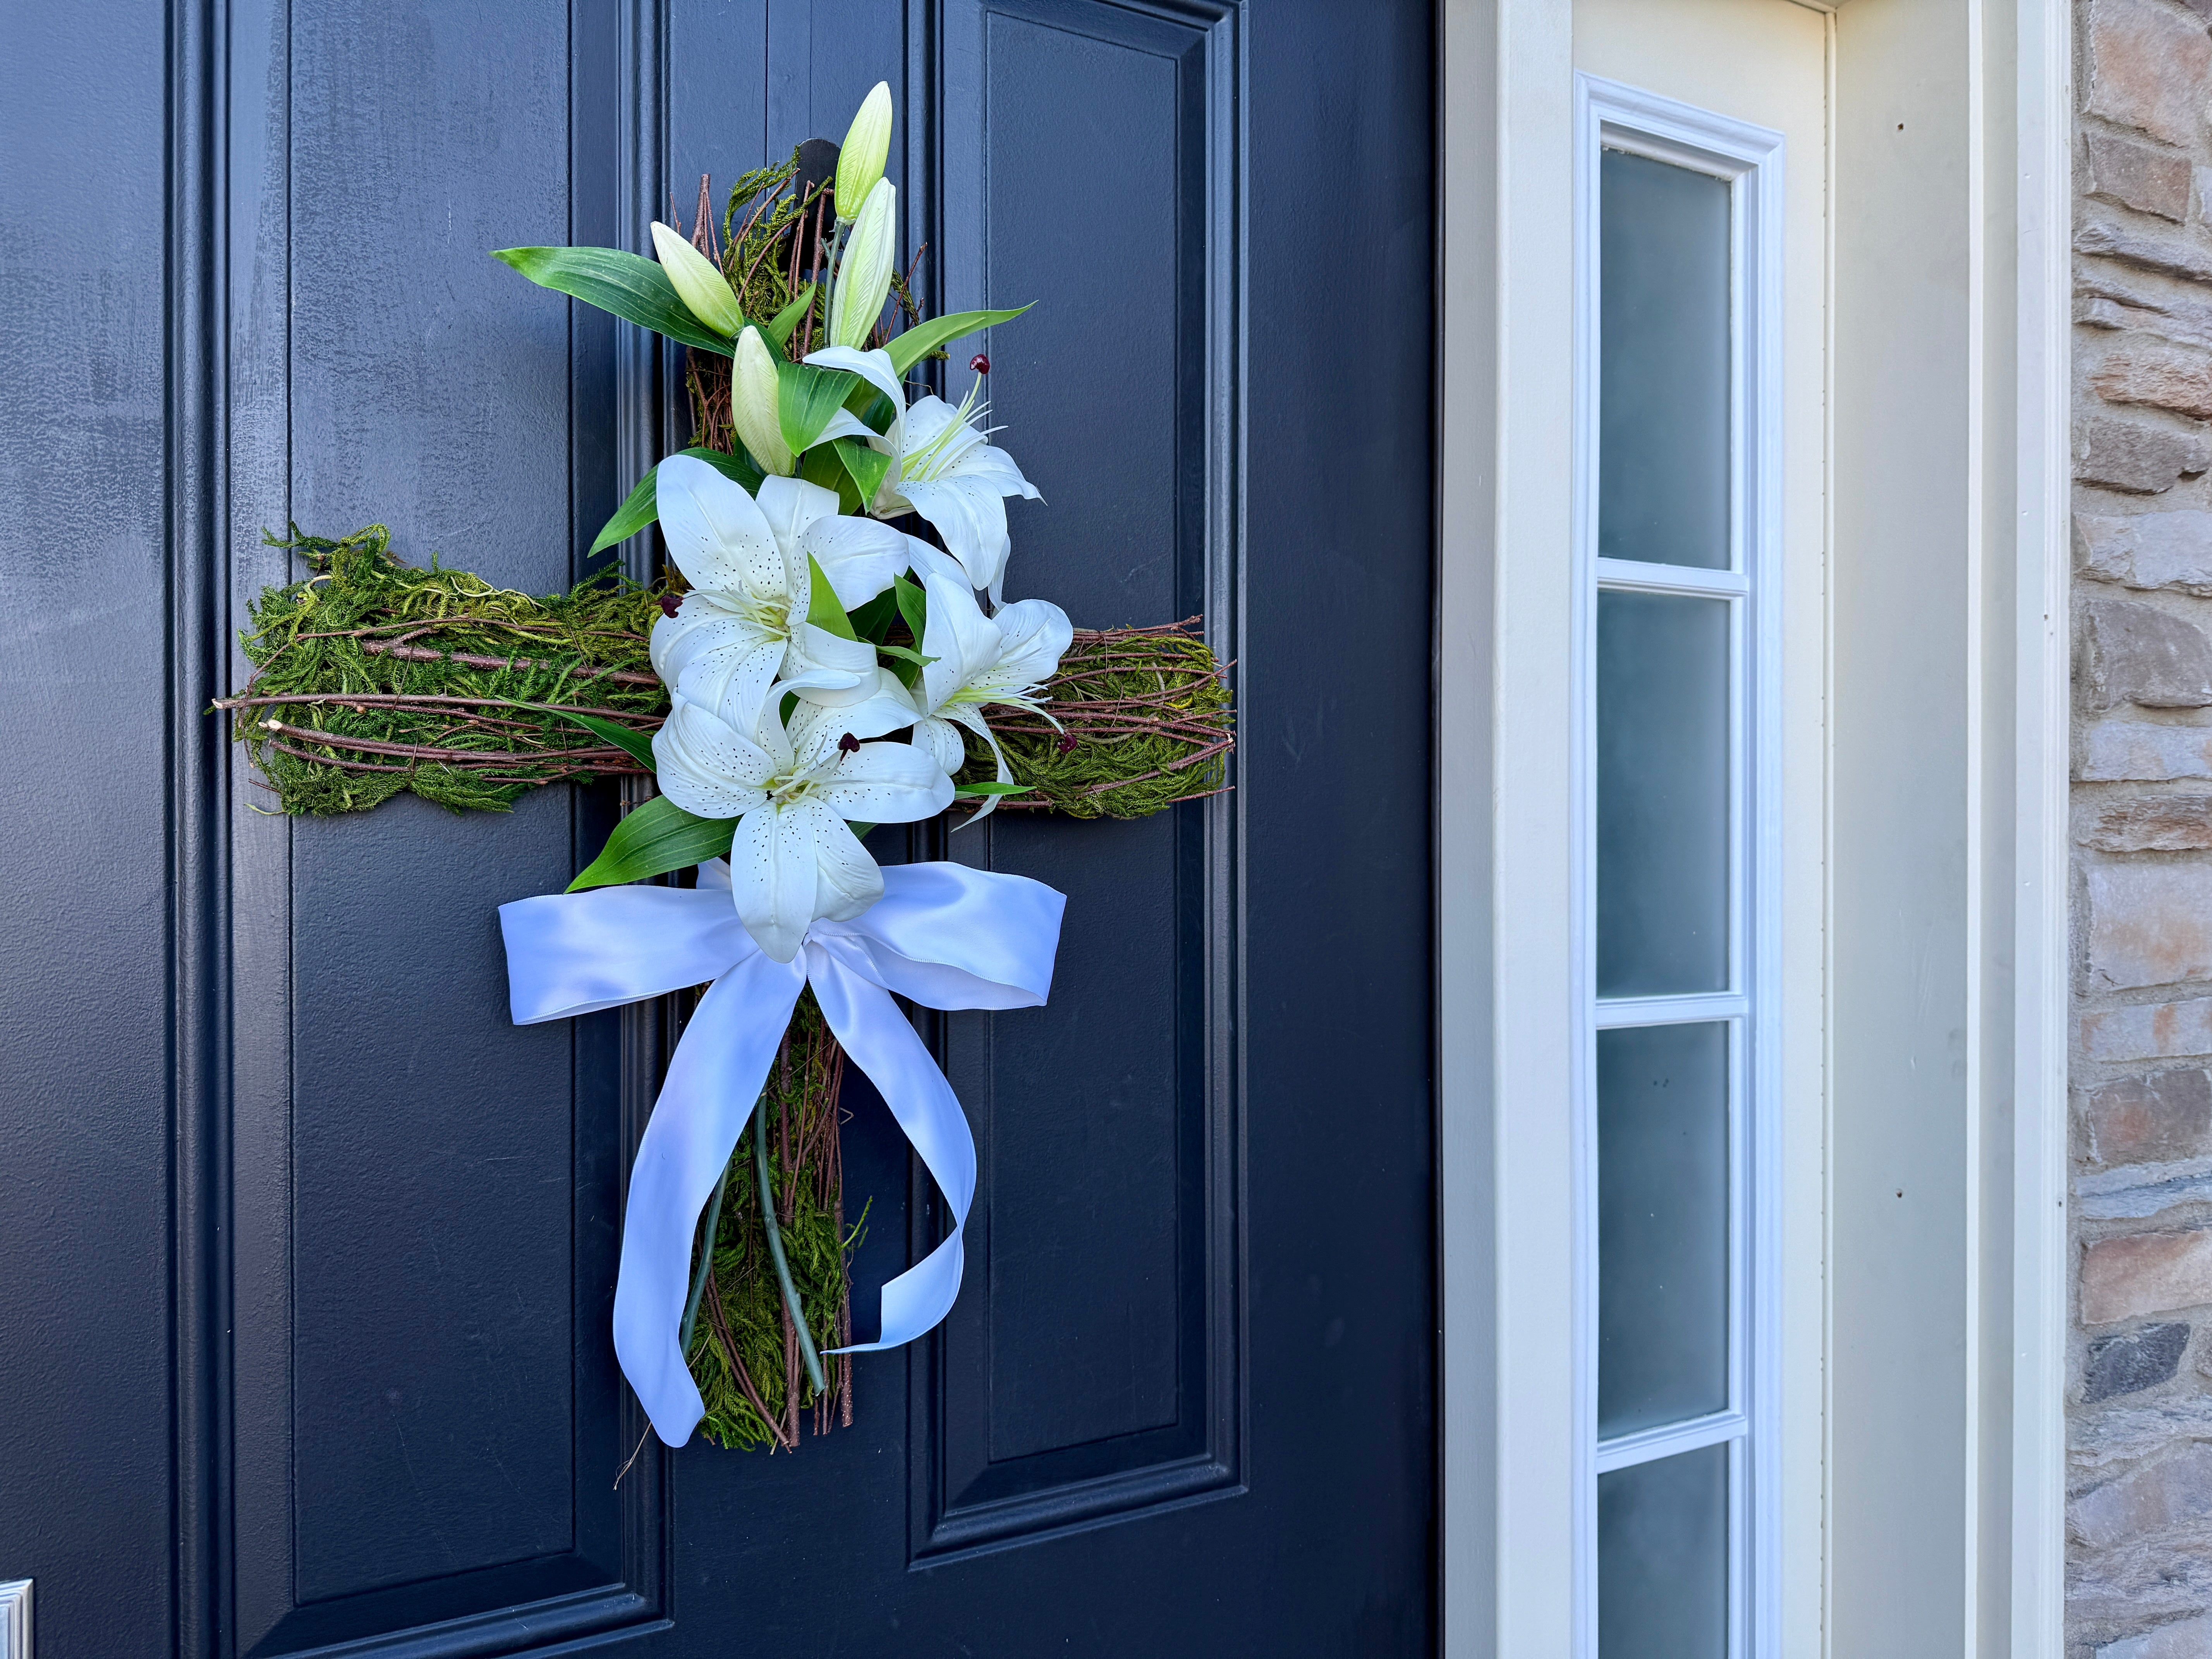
top-left (1570, 73), bottom-right (1787, 1659)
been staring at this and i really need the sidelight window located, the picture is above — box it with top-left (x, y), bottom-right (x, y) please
top-left (1573, 77), bottom-right (1785, 1659)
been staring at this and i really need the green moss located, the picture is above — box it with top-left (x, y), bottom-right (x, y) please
top-left (960, 622), bottom-right (1235, 819)
top-left (226, 525), bottom-right (668, 815)
top-left (682, 989), bottom-right (865, 1451)
top-left (227, 529), bottom-right (1236, 825)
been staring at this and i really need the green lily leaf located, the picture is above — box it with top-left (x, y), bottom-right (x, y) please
top-left (873, 642), bottom-right (937, 669)
top-left (834, 437), bottom-right (892, 505)
top-left (568, 796), bottom-right (736, 891)
top-left (880, 573), bottom-right (930, 689)
top-left (777, 359), bottom-right (862, 454)
top-left (591, 471), bottom-right (663, 556)
top-left (689, 446), bottom-right (767, 491)
top-left (893, 572), bottom-right (927, 644)
top-left (884, 304), bottom-right (1033, 375)
top-left (954, 781), bottom-right (1032, 797)
top-left (844, 383), bottom-right (898, 434)
top-left (493, 246), bottom-right (735, 356)
top-left (764, 283), bottom-right (816, 351)
top-left (496, 701), bottom-right (660, 770)
top-left (805, 553), bottom-right (859, 640)
top-left (590, 471), bottom-right (663, 556)
top-left (587, 446), bottom-right (766, 554)
top-left (797, 443), bottom-right (863, 514)
top-left (848, 588), bottom-right (899, 643)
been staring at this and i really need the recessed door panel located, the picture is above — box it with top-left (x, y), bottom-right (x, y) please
top-left (222, 1), bottom-right (658, 1651)
top-left (927, 0), bottom-right (1235, 1556)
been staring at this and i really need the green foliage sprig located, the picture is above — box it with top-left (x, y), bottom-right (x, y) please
top-left (219, 526), bottom-right (668, 814)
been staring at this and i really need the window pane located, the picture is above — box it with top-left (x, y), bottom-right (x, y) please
top-left (1599, 1443), bottom-right (1730, 1659)
top-left (1599, 1021), bottom-right (1729, 1436)
top-left (1596, 590), bottom-right (1730, 997)
top-left (1599, 148), bottom-right (1731, 570)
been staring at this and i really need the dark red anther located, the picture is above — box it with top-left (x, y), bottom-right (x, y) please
top-left (970, 353), bottom-right (991, 374)
top-left (837, 731), bottom-right (861, 754)
top-left (657, 592), bottom-right (682, 619)
top-left (1056, 733), bottom-right (1078, 754)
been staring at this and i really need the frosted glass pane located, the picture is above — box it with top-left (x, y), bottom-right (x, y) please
top-left (1599, 1443), bottom-right (1729, 1659)
top-left (1599, 1022), bottom-right (1729, 1437)
top-left (1599, 148), bottom-right (1731, 570)
top-left (1596, 590), bottom-right (1730, 997)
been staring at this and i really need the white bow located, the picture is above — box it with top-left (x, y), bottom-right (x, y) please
top-left (500, 860), bottom-right (1065, 1445)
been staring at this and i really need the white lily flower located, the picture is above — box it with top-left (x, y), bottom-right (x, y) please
top-left (803, 345), bottom-right (1041, 603)
top-left (651, 455), bottom-right (908, 734)
top-left (730, 326), bottom-right (795, 476)
top-left (829, 180), bottom-right (897, 351)
top-left (901, 571), bottom-right (1071, 825)
top-left (653, 686), bottom-right (953, 962)
top-left (835, 82), bottom-right (893, 221)
top-left (649, 221), bottom-right (743, 337)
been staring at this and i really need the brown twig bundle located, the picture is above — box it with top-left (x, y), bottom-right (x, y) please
top-left (678, 161), bottom-right (928, 462)
top-left (685, 988), bottom-right (860, 1451)
top-left (965, 618), bottom-right (1236, 819)
top-left (224, 531), bottom-right (1237, 822)
top-left (218, 526), bottom-right (667, 814)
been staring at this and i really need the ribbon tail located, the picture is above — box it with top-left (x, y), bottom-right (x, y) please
top-left (611, 951), bottom-right (804, 1445)
top-left (807, 954), bottom-right (978, 1353)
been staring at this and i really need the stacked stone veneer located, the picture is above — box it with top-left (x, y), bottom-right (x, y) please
top-left (2073, 1), bottom-right (2212, 1652)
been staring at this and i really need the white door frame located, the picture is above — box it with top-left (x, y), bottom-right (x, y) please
top-left (1435, 0), bottom-right (2073, 1651)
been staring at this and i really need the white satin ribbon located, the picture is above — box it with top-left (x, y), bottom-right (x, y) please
top-left (499, 859), bottom-right (1065, 1446)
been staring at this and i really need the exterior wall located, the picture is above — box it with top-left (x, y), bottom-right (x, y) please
top-left (2071, 1), bottom-right (2212, 1651)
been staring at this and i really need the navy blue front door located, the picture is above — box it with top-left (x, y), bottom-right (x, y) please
top-left (0, 2), bottom-right (1436, 1653)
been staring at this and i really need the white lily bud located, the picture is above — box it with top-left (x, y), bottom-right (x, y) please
top-left (649, 221), bottom-right (744, 337)
top-left (829, 179), bottom-right (896, 351)
top-left (731, 326), bottom-right (795, 476)
top-left (835, 82), bottom-right (894, 222)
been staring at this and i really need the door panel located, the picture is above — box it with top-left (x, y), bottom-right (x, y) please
top-left (222, 1), bottom-right (657, 1653)
top-left (0, 2), bottom-right (1435, 1654)
top-left (929, 0), bottom-right (1238, 1559)
top-left (0, 2), bottom-right (177, 1655)
top-left (664, 5), bottom-right (1433, 1645)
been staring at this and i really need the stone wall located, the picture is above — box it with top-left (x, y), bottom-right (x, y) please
top-left (2073, 1), bottom-right (2212, 1652)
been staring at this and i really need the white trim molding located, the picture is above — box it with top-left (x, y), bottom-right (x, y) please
top-left (1437, 0), bottom-right (1578, 1649)
top-left (0, 1579), bottom-right (30, 1659)
top-left (2008, 0), bottom-right (2075, 1649)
